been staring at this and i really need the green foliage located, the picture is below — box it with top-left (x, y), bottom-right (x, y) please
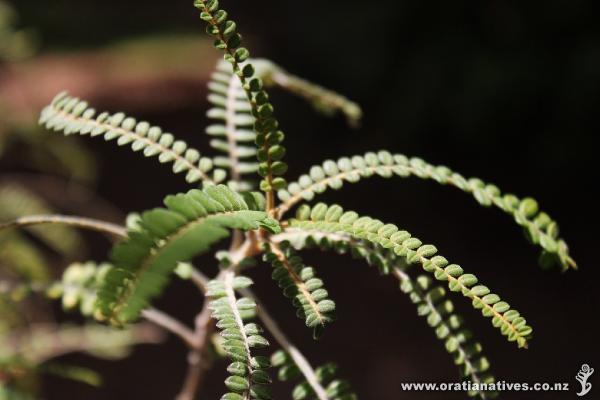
top-left (253, 59), bottom-right (363, 128)
top-left (39, 92), bottom-right (226, 185)
top-left (273, 227), bottom-right (393, 275)
top-left (97, 185), bottom-right (279, 325)
top-left (397, 272), bottom-right (496, 399)
top-left (207, 60), bottom-right (259, 190)
top-left (288, 202), bottom-right (533, 348)
top-left (194, 0), bottom-right (288, 196)
top-left (207, 273), bottom-right (272, 400)
top-left (51, 261), bottom-right (112, 317)
top-left (277, 151), bottom-right (574, 271)
top-left (272, 228), bottom-right (495, 399)
top-left (4, 0), bottom-right (576, 398)
top-left (271, 350), bottom-right (356, 400)
top-left (263, 242), bottom-right (335, 339)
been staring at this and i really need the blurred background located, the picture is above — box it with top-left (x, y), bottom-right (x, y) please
top-left (1, 0), bottom-right (598, 399)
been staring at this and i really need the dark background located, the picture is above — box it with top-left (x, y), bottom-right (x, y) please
top-left (6, 0), bottom-right (599, 399)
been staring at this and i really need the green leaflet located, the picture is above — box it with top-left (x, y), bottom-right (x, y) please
top-left (397, 272), bottom-right (497, 399)
top-left (252, 58), bottom-right (362, 128)
top-left (55, 261), bottom-right (112, 318)
top-left (97, 185), bottom-right (280, 325)
top-left (39, 92), bottom-right (226, 185)
top-left (194, 0), bottom-right (288, 195)
top-left (263, 242), bottom-right (335, 339)
top-left (207, 59), bottom-right (258, 190)
top-left (287, 203), bottom-right (533, 348)
top-left (206, 57), bottom-right (361, 192)
top-left (272, 228), bottom-right (496, 398)
top-left (207, 273), bottom-right (272, 400)
top-left (271, 350), bottom-right (356, 400)
top-left (273, 227), bottom-right (393, 275)
top-left (277, 150), bottom-right (575, 271)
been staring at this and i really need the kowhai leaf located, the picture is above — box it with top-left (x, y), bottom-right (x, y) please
top-left (96, 185), bottom-right (279, 325)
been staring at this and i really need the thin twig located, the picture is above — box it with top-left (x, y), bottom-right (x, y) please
top-left (0, 214), bottom-right (127, 238)
top-left (176, 290), bottom-right (217, 400)
top-left (141, 308), bottom-right (196, 349)
top-left (189, 269), bottom-right (209, 293)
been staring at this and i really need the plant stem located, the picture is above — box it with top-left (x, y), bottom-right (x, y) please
top-left (141, 308), bottom-right (196, 349)
top-left (0, 214), bottom-right (127, 238)
top-left (176, 300), bottom-right (215, 400)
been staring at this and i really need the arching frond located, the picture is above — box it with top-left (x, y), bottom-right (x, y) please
top-left (207, 60), bottom-right (258, 190)
top-left (39, 92), bottom-right (226, 185)
top-left (396, 271), bottom-right (496, 399)
top-left (271, 350), bottom-right (357, 400)
top-left (272, 228), bottom-right (496, 399)
top-left (97, 185), bottom-right (280, 325)
top-left (286, 203), bottom-right (533, 348)
top-left (207, 272), bottom-right (272, 400)
top-left (264, 241), bottom-right (335, 339)
top-left (277, 151), bottom-right (574, 271)
top-left (252, 59), bottom-right (362, 128)
top-left (194, 0), bottom-right (288, 207)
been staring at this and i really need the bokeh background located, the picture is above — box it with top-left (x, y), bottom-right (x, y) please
top-left (1, 0), bottom-right (598, 399)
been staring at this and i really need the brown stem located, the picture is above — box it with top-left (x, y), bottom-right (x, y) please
top-left (176, 301), bottom-right (215, 400)
top-left (141, 308), bottom-right (196, 349)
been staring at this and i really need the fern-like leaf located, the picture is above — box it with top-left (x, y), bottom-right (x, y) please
top-left (97, 185), bottom-right (280, 325)
top-left (273, 228), bottom-right (392, 275)
top-left (194, 0), bottom-right (288, 205)
top-left (396, 271), bottom-right (496, 399)
top-left (207, 60), bottom-right (259, 189)
top-left (263, 241), bottom-right (335, 339)
top-left (207, 272), bottom-right (272, 400)
top-left (39, 92), bottom-right (226, 185)
top-left (277, 151), bottom-right (574, 270)
top-left (272, 228), bottom-right (496, 398)
top-left (253, 59), bottom-right (362, 128)
top-left (287, 203), bottom-right (533, 348)
top-left (271, 350), bottom-right (357, 400)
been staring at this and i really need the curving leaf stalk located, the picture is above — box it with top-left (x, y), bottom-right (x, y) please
top-left (277, 151), bottom-right (575, 271)
top-left (271, 228), bottom-right (497, 399)
top-left (264, 241), bottom-right (336, 339)
top-left (39, 92), bottom-right (226, 185)
top-left (287, 203), bottom-right (533, 348)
